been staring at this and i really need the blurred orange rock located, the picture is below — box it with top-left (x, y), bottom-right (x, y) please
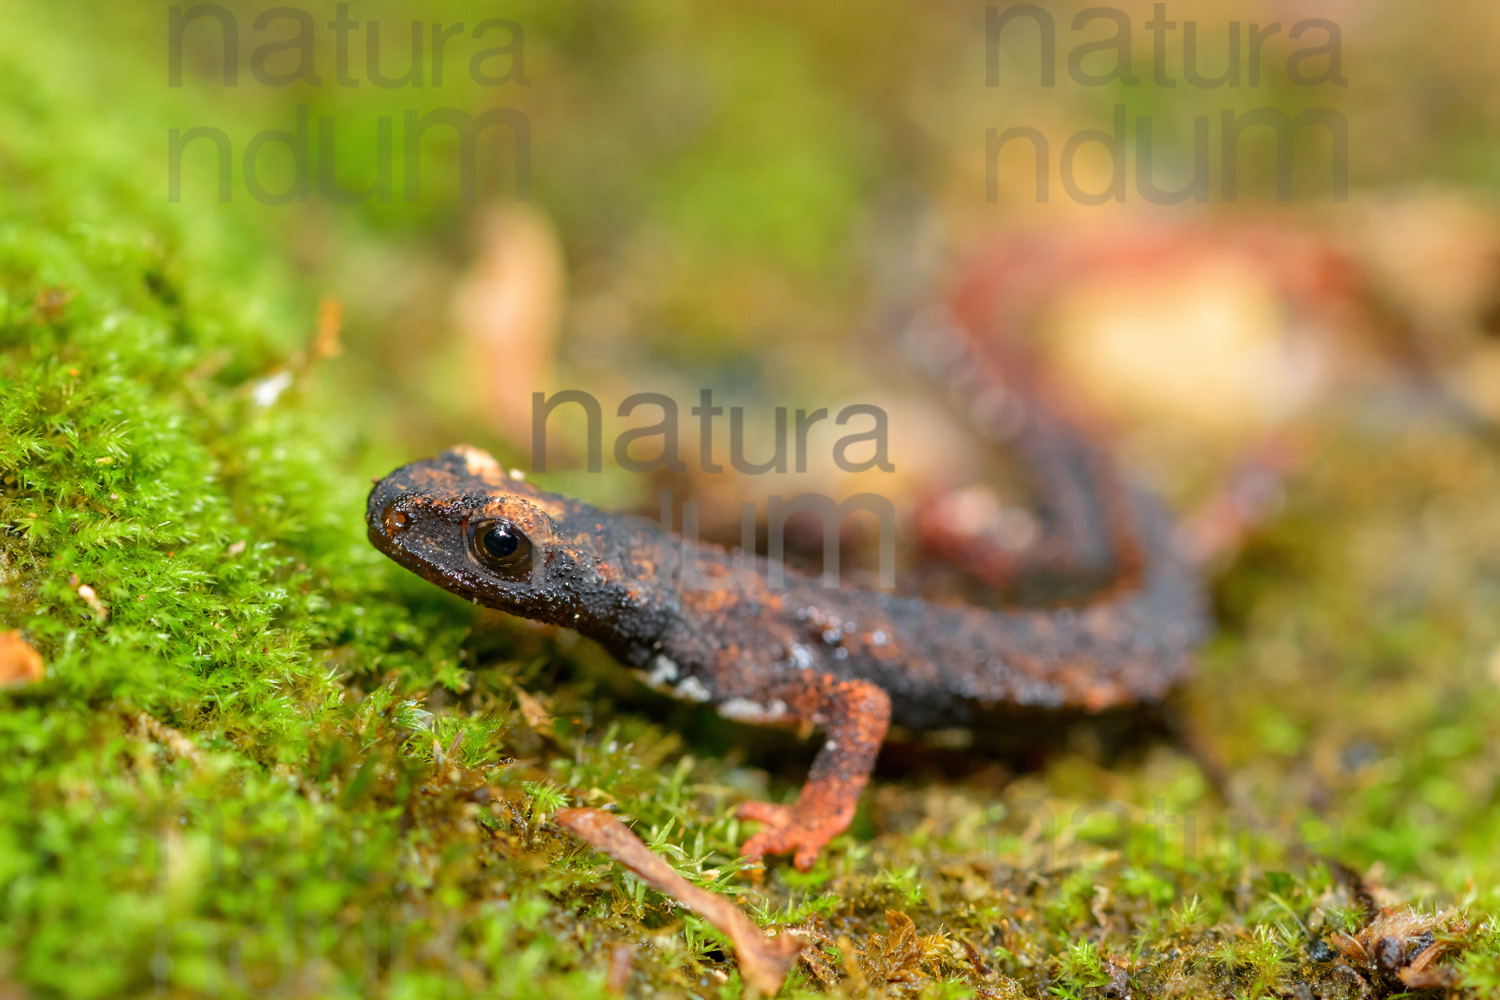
top-left (0, 632), bottom-right (43, 687)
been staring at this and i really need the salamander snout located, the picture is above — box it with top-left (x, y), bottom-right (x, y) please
top-left (365, 474), bottom-right (413, 546)
top-left (365, 478), bottom-right (424, 568)
top-left (366, 450), bottom-right (568, 613)
top-left (363, 454), bottom-right (474, 568)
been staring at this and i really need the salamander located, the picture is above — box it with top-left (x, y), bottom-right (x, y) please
top-left (366, 313), bottom-right (1210, 871)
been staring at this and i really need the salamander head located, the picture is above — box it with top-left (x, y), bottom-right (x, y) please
top-left (367, 445), bottom-right (622, 625)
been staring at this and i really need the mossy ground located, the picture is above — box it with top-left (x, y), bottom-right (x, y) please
top-left (3, 3), bottom-right (1500, 998)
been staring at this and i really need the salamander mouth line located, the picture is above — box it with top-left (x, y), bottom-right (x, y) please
top-left (366, 520), bottom-right (423, 574)
top-left (367, 512), bottom-right (526, 613)
top-left (365, 520), bottom-right (451, 585)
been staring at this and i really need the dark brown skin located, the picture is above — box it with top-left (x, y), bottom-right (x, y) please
top-left (367, 309), bottom-right (1209, 871)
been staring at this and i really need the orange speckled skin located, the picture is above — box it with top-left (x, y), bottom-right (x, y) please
top-left (370, 301), bottom-right (1208, 870)
top-left (368, 418), bottom-right (1205, 869)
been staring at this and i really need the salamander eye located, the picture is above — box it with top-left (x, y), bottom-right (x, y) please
top-left (470, 518), bottom-right (533, 576)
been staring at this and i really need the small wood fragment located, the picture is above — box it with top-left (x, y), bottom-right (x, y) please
top-left (604, 942), bottom-right (633, 994)
top-left (555, 808), bottom-right (800, 996)
top-left (515, 687), bottom-right (556, 738)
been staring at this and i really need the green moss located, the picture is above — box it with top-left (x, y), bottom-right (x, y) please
top-left (2, 4), bottom-right (1499, 999)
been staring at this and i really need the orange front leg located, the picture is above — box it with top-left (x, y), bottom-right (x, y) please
top-left (738, 677), bottom-right (891, 871)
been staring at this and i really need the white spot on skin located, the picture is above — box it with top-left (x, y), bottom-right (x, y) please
top-left (675, 675), bottom-right (712, 703)
top-left (870, 630), bottom-right (888, 646)
top-left (824, 739), bottom-right (838, 752)
top-left (719, 698), bottom-right (761, 720)
top-left (719, 698), bottom-right (789, 722)
top-left (788, 644), bottom-right (815, 670)
top-left (645, 655), bottom-right (679, 687)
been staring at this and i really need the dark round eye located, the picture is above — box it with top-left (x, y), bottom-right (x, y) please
top-left (470, 519), bottom-right (532, 574)
top-left (483, 522), bottom-right (519, 559)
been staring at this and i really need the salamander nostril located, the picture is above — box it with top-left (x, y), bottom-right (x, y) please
top-left (384, 507), bottom-right (410, 535)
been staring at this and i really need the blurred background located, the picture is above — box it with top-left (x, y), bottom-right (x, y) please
top-left (110, 0), bottom-right (1500, 589)
top-left (8, 2), bottom-right (1500, 994)
top-left (63, 0), bottom-right (1500, 533)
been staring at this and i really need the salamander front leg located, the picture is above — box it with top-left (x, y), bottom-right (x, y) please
top-left (738, 678), bottom-right (891, 871)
